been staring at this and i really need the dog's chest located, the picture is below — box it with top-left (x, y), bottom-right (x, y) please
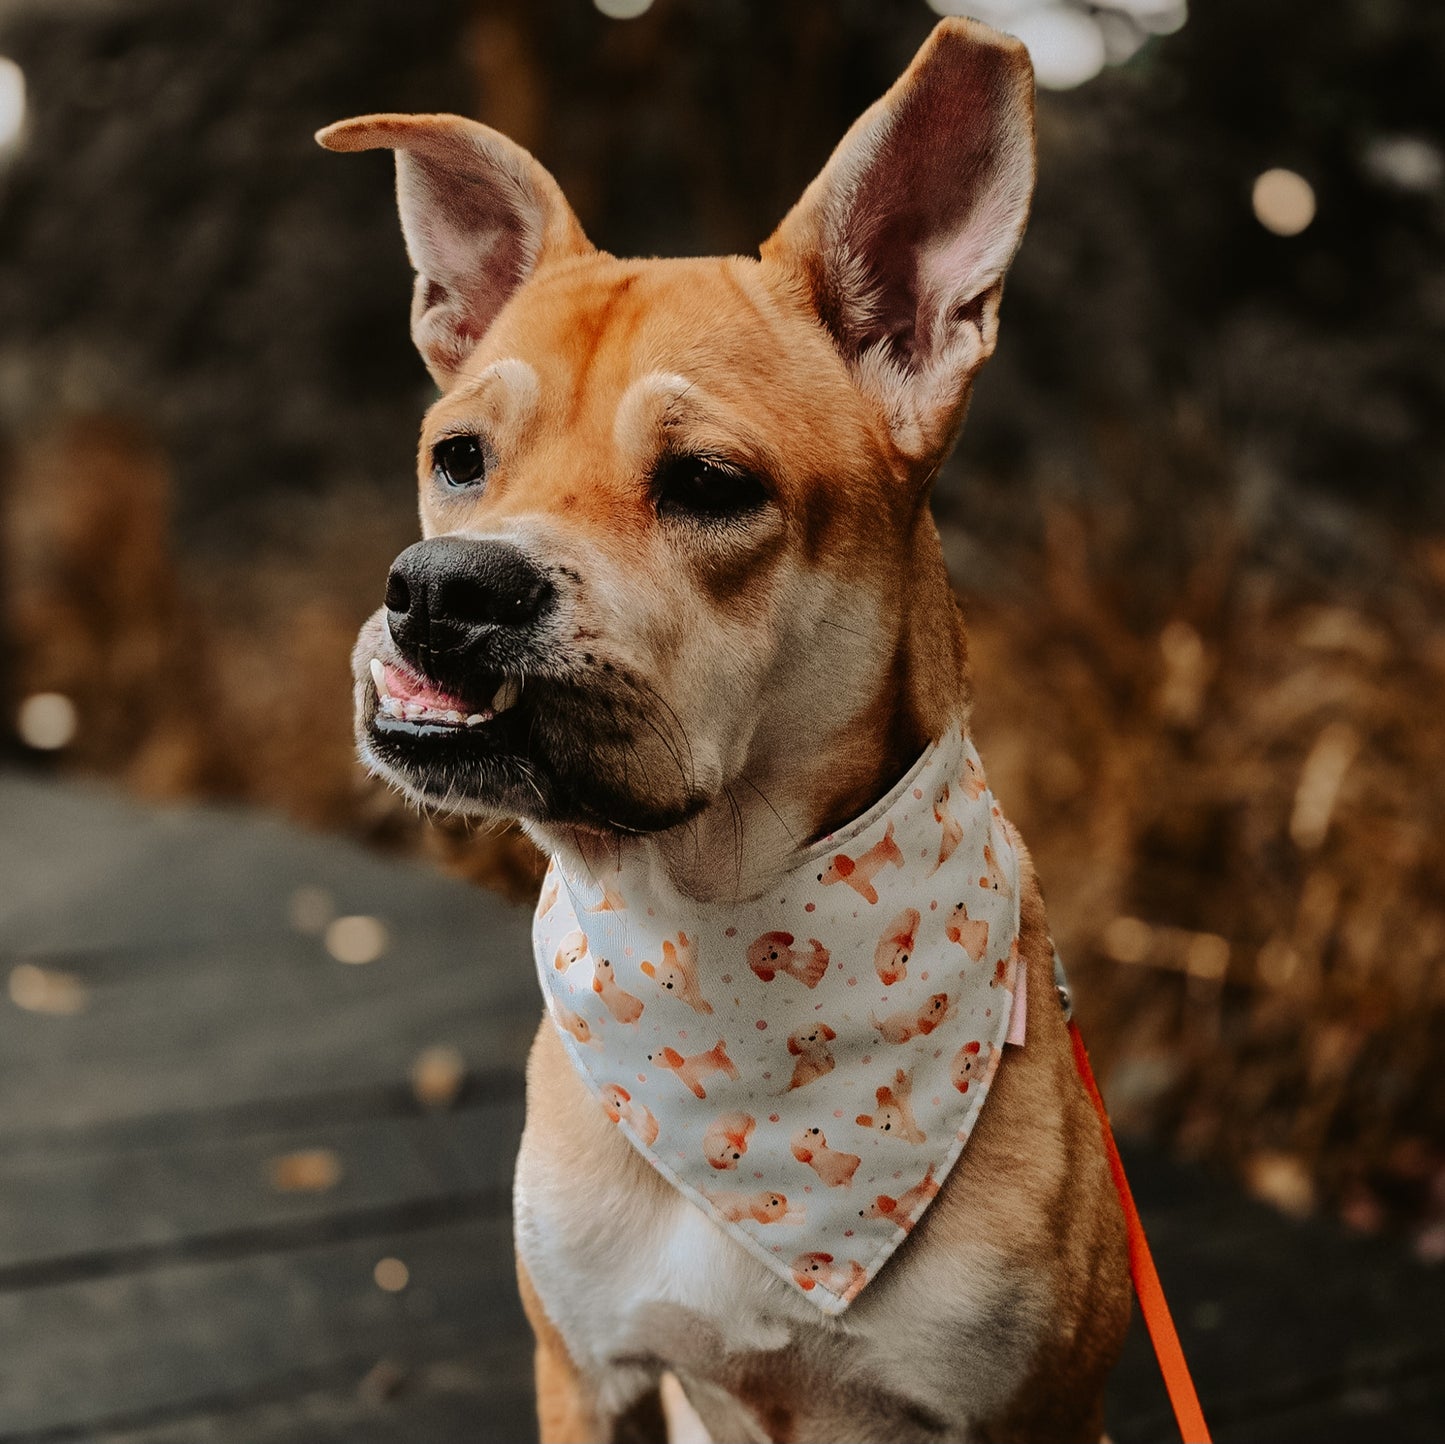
top-left (515, 1125), bottom-right (799, 1367)
top-left (515, 1089), bottom-right (1034, 1437)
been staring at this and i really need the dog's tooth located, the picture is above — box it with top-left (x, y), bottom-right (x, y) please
top-left (379, 696), bottom-right (402, 718)
top-left (464, 713), bottom-right (485, 727)
top-left (493, 678), bottom-right (521, 714)
top-left (443, 710), bottom-right (463, 724)
top-left (403, 702), bottom-right (425, 721)
top-left (369, 657), bottom-right (389, 698)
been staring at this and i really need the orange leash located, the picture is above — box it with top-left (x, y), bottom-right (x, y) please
top-left (1068, 1020), bottom-right (1213, 1444)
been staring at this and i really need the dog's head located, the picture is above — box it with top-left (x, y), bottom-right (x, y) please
top-left (320, 20), bottom-right (1034, 849)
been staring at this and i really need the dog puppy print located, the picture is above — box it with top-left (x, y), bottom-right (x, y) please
top-left (552, 929), bottom-right (588, 972)
top-left (857, 1068), bottom-right (927, 1144)
top-left (932, 785), bottom-right (964, 874)
top-left (553, 1004), bottom-right (600, 1048)
top-left (599, 1084), bottom-right (658, 1146)
top-left (591, 955), bottom-right (644, 1024)
top-left (791, 1252), bottom-right (867, 1297)
top-left (639, 932), bottom-right (711, 1013)
top-left (648, 1040), bottom-right (739, 1099)
top-left (945, 901), bottom-right (990, 961)
top-left (817, 819), bottom-right (904, 904)
top-left (979, 840), bottom-right (1010, 896)
top-left (746, 930), bottom-right (830, 989)
top-left (791, 1126), bottom-right (861, 1187)
top-left (951, 1039), bottom-right (988, 1093)
top-left (961, 755), bottom-right (988, 801)
top-left (991, 945), bottom-right (1015, 989)
top-left (702, 1112), bottom-right (755, 1170)
top-left (785, 1022), bottom-right (838, 1091)
top-left (873, 906), bottom-right (921, 985)
top-left (586, 874), bottom-right (627, 914)
top-left (873, 991), bottom-right (952, 1045)
top-left (703, 1187), bottom-right (799, 1226)
top-left (860, 1164), bottom-right (941, 1233)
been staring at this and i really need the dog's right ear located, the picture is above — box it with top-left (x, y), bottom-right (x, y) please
top-left (317, 114), bottom-right (592, 388)
top-left (761, 20), bottom-right (1036, 465)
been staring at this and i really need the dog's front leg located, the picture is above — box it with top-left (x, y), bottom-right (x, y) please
top-left (518, 1257), bottom-right (616, 1443)
top-left (518, 1256), bottom-right (675, 1444)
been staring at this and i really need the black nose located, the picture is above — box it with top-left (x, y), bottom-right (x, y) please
top-left (385, 537), bottom-right (554, 671)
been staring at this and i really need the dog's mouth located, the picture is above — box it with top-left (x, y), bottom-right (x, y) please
top-left (369, 656), bottom-right (521, 733)
top-left (354, 615), bottom-right (548, 820)
top-left (355, 624), bottom-right (707, 837)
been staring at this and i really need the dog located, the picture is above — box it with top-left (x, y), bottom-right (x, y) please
top-left (702, 1111), bottom-right (756, 1171)
top-left (646, 1040), bottom-right (740, 1101)
top-left (640, 932), bottom-right (713, 1013)
top-left (860, 1163), bottom-right (942, 1235)
top-left (784, 1022), bottom-right (837, 1092)
top-left (816, 820), bottom-right (904, 904)
top-left (872, 991), bottom-right (953, 1046)
top-left (321, 17), bottom-right (1129, 1441)
top-left (745, 930), bottom-right (831, 989)
top-left (789, 1126), bottom-right (861, 1188)
top-left (873, 905), bottom-right (921, 986)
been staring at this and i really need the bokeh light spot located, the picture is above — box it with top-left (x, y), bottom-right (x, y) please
top-left (9, 962), bottom-right (87, 1015)
top-left (17, 692), bottom-right (78, 750)
top-left (1252, 168), bottom-right (1316, 237)
top-left (1008, 7), bottom-right (1107, 90)
top-left (0, 57), bottom-right (25, 154)
top-left (593, 0), bottom-right (654, 18)
top-left (373, 1256), bottom-right (410, 1292)
top-left (268, 1148), bottom-right (342, 1193)
top-left (324, 914), bottom-right (388, 964)
top-left (410, 1043), bottom-right (466, 1108)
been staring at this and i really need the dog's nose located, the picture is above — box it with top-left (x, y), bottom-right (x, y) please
top-left (385, 537), bottom-right (554, 665)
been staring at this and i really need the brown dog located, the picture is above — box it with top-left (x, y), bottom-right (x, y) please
top-left (321, 17), bottom-right (1128, 1442)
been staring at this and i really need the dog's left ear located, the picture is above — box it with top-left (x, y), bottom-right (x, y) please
top-left (317, 113), bottom-right (592, 388)
top-left (761, 19), bottom-right (1036, 462)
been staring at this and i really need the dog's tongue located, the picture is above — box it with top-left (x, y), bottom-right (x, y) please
top-left (383, 662), bottom-right (471, 713)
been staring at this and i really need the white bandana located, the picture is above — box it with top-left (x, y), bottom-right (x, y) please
top-left (531, 728), bottom-right (1022, 1315)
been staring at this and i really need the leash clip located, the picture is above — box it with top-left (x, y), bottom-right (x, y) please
top-left (1050, 944), bottom-right (1073, 1022)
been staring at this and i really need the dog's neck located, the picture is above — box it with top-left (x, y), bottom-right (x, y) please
top-left (547, 539), bottom-right (971, 905)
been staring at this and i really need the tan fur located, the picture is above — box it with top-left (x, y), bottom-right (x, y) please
top-left (517, 1258), bottom-right (607, 1444)
top-left (325, 17), bottom-right (1129, 1441)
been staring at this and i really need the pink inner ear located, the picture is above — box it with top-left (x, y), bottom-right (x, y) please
top-left (856, 79), bottom-right (1028, 362)
top-left (403, 166), bottom-right (533, 344)
top-left (766, 22), bottom-right (1034, 415)
top-left (921, 209), bottom-right (1007, 320)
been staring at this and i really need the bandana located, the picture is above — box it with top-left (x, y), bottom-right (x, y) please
top-left (531, 728), bottom-right (1022, 1315)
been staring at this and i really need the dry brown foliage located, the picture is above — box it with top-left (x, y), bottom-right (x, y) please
top-left (965, 485), bottom-right (1445, 1248)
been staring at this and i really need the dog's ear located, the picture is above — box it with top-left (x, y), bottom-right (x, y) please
top-left (317, 114), bottom-right (592, 387)
top-left (761, 20), bottom-right (1035, 461)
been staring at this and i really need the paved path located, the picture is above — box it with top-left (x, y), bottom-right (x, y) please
top-left (0, 772), bottom-right (1440, 1441)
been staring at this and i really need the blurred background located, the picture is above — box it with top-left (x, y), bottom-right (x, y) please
top-left (0, 0), bottom-right (1442, 1438)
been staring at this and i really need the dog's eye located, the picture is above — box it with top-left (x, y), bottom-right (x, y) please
top-left (656, 455), bottom-right (766, 521)
top-left (433, 434), bottom-right (491, 489)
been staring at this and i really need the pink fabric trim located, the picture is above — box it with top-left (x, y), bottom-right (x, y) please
top-left (1006, 960), bottom-right (1028, 1046)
